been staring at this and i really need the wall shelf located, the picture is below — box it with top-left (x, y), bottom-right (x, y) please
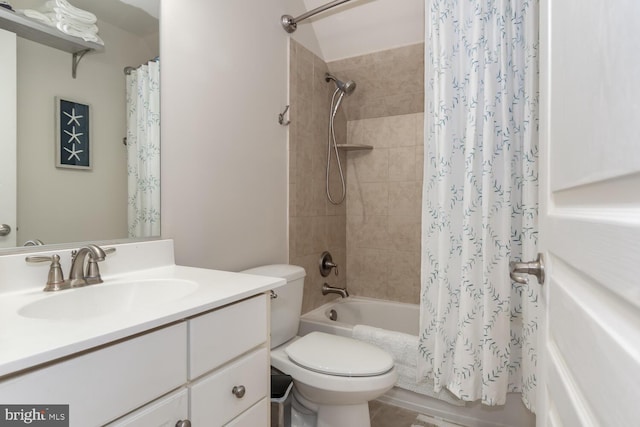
top-left (336, 144), bottom-right (373, 151)
top-left (0, 8), bottom-right (103, 77)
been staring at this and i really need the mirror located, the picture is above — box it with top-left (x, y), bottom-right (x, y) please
top-left (4, 0), bottom-right (159, 250)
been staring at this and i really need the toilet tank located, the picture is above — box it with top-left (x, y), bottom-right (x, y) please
top-left (241, 264), bottom-right (306, 349)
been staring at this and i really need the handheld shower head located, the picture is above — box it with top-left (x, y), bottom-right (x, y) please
top-left (325, 73), bottom-right (356, 96)
top-left (332, 91), bottom-right (346, 117)
top-left (325, 73), bottom-right (355, 206)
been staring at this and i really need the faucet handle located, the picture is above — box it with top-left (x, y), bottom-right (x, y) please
top-left (25, 254), bottom-right (69, 292)
top-left (85, 247), bottom-right (116, 284)
top-left (319, 251), bottom-right (339, 277)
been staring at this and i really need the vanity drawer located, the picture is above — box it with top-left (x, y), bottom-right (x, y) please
top-left (0, 323), bottom-right (187, 427)
top-left (189, 293), bottom-right (267, 379)
top-left (106, 388), bottom-right (189, 426)
top-left (225, 397), bottom-right (269, 427)
top-left (190, 347), bottom-right (269, 426)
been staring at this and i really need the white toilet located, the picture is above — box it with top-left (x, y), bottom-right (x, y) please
top-left (242, 264), bottom-right (397, 427)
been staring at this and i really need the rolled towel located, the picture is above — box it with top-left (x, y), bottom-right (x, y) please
top-left (352, 325), bottom-right (464, 406)
top-left (56, 15), bottom-right (98, 34)
top-left (353, 324), bottom-right (419, 369)
top-left (20, 9), bottom-right (56, 26)
top-left (56, 21), bottom-right (103, 44)
top-left (53, 0), bottom-right (97, 24)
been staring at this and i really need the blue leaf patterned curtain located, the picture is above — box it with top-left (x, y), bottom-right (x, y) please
top-left (419, 0), bottom-right (539, 411)
top-left (125, 60), bottom-right (161, 238)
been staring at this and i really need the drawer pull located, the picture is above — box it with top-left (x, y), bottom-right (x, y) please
top-left (175, 420), bottom-right (191, 427)
top-left (232, 385), bottom-right (246, 398)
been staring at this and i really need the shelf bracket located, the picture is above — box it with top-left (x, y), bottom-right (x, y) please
top-left (72, 49), bottom-right (91, 79)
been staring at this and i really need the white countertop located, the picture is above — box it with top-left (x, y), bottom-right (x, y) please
top-left (0, 240), bottom-right (285, 378)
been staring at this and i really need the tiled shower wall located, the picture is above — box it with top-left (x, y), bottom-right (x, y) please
top-left (345, 113), bottom-right (424, 303)
top-left (289, 40), bottom-right (348, 314)
top-left (327, 43), bottom-right (424, 121)
top-left (290, 41), bottom-right (425, 311)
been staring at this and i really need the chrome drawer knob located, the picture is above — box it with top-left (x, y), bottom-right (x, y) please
top-left (175, 420), bottom-right (191, 427)
top-left (232, 385), bottom-right (246, 398)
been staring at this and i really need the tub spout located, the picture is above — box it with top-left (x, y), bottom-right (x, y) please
top-left (322, 283), bottom-right (349, 298)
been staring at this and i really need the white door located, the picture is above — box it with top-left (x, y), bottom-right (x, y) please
top-left (0, 28), bottom-right (17, 248)
top-left (537, 0), bottom-right (640, 425)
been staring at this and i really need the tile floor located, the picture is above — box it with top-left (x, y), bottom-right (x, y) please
top-left (369, 401), bottom-right (434, 427)
top-left (369, 401), bottom-right (465, 427)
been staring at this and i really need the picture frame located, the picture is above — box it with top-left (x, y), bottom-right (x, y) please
top-left (55, 96), bottom-right (91, 170)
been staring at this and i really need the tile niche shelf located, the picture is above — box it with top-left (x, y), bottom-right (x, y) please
top-left (336, 144), bottom-right (373, 151)
top-left (0, 8), bottom-right (104, 78)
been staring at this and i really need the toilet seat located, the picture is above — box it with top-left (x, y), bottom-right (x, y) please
top-left (285, 332), bottom-right (394, 377)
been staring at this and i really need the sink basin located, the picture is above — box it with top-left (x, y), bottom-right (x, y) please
top-left (18, 279), bottom-right (199, 321)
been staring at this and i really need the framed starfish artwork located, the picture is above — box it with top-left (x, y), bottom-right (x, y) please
top-left (55, 97), bottom-right (91, 170)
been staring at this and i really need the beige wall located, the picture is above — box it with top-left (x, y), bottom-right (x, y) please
top-left (16, 20), bottom-right (156, 246)
top-left (289, 40), bottom-right (348, 314)
top-left (161, 0), bottom-right (290, 272)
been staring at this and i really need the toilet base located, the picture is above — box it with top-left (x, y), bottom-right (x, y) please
top-left (317, 403), bottom-right (370, 427)
top-left (294, 388), bottom-right (371, 427)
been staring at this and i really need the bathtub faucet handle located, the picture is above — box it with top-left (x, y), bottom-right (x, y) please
top-left (330, 263), bottom-right (339, 276)
top-left (319, 251), bottom-right (339, 277)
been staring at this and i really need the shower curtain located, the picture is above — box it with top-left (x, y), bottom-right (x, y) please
top-left (125, 60), bottom-right (160, 238)
top-left (418, 0), bottom-right (539, 411)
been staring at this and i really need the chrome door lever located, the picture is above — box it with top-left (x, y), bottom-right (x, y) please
top-left (0, 224), bottom-right (11, 236)
top-left (509, 253), bottom-right (545, 285)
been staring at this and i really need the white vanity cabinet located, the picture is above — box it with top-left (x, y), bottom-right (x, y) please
top-left (0, 293), bottom-right (270, 427)
top-left (0, 322), bottom-right (188, 425)
top-left (188, 294), bottom-right (269, 425)
top-left (106, 388), bottom-right (189, 426)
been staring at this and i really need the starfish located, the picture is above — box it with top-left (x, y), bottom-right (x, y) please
top-left (63, 107), bottom-right (83, 126)
top-left (64, 126), bottom-right (84, 144)
top-left (64, 144), bottom-right (84, 162)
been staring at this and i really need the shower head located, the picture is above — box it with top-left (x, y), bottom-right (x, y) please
top-left (325, 73), bottom-right (356, 96)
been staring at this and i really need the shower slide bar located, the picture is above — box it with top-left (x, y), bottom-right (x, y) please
top-left (281, 0), bottom-right (354, 33)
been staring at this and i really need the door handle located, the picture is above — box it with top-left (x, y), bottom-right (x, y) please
top-left (509, 253), bottom-right (545, 285)
top-left (0, 224), bottom-right (11, 237)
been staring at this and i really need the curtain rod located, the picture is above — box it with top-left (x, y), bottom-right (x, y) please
top-left (281, 0), bottom-right (354, 33)
top-left (123, 57), bottom-right (160, 75)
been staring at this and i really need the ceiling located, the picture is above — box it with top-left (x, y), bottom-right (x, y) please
top-left (302, 0), bottom-right (425, 61)
top-left (16, 1), bottom-right (421, 61)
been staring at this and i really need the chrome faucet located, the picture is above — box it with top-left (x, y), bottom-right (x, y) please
top-left (322, 283), bottom-right (349, 298)
top-left (25, 244), bottom-right (115, 291)
top-left (69, 244), bottom-right (107, 287)
top-left (23, 239), bottom-right (44, 246)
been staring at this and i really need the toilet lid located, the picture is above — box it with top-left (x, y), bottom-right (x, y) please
top-left (285, 332), bottom-right (394, 377)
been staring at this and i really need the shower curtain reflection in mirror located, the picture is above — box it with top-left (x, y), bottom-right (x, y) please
top-left (125, 59), bottom-right (160, 238)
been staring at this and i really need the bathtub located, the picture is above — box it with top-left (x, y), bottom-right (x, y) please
top-left (298, 296), bottom-right (535, 427)
top-left (299, 296), bottom-right (419, 337)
